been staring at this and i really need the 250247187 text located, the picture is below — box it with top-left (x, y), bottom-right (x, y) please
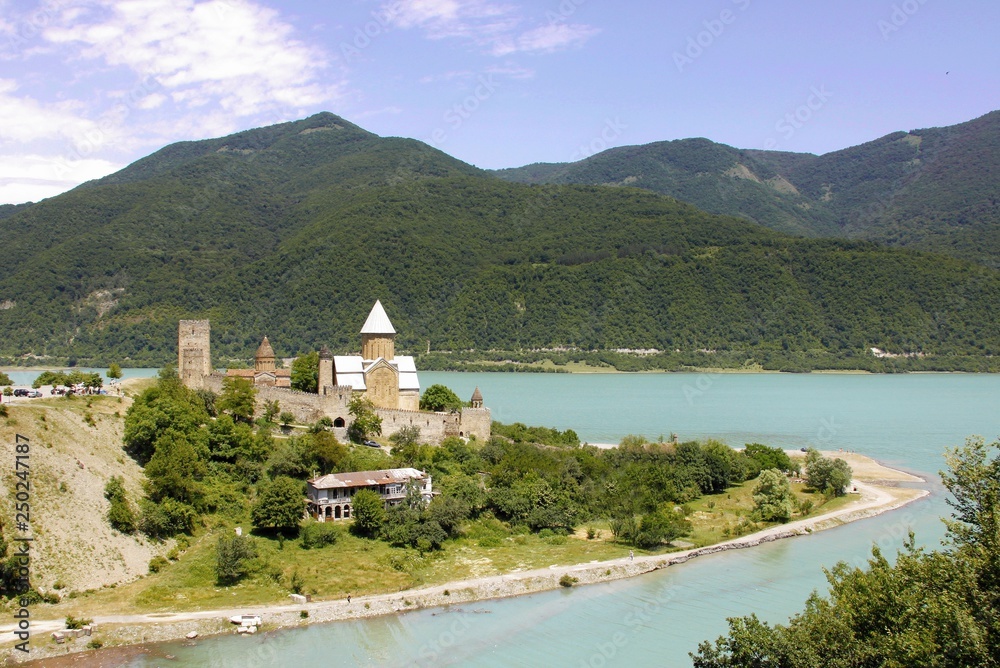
top-left (11, 434), bottom-right (32, 653)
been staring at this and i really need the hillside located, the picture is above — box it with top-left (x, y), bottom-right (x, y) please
top-left (497, 111), bottom-right (1000, 267)
top-left (0, 389), bottom-right (169, 593)
top-left (0, 113), bottom-right (999, 367)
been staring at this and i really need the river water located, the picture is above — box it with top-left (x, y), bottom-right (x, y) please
top-left (32, 371), bottom-right (1000, 666)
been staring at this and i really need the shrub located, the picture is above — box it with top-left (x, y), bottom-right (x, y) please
top-left (559, 574), bottom-right (578, 588)
top-left (215, 534), bottom-right (258, 585)
top-left (148, 556), bottom-right (169, 573)
top-left (65, 615), bottom-right (93, 630)
top-left (300, 521), bottom-right (340, 549)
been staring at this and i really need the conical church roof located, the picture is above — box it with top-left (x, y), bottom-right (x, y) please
top-left (471, 387), bottom-right (483, 403)
top-left (360, 300), bottom-right (396, 335)
top-left (256, 336), bottom-right (275, 358)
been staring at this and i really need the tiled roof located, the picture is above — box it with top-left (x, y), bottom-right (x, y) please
top-left (256, 336), bottom-right (275, 358)
top-left (308, 467), bottom-right (427, 489)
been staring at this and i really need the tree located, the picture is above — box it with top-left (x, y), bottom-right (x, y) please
top-left (350, 488), bottom-right (385, 538)
top-left (143, 431), bottom-right (207, 506)
top-left (215, 534), bottom-right (257, 585)
top-left (425, 496), bottom-right (470, 538)
top-left (0, 371), bottom-right (12, 386)
top-left (693, 437), bottom-right (1000, 667)
top-left (218, 376), bottom-right (257, 424)
top-left (261, 399), bottom-right (280, 424)
top-left (420, 384), bottom-right (463, 412)
top-left (347, 396), bottom-right (382, 443)
top-left (251, 477), bottom-right (305, 534)
top-left (306, 431), bottom-right (349, 474)
top-left (941, 436), bottom-right (1000, 592)
top-left (752, 469), bottom-right (793, 522)
top-left (104, 476), bottom-right (136, 533)
top-left (106, 363), bottom-right (122, 380)
top-left (743, 443), bottom-right (795, 473)
top-left (124, 380), bottom-right (209, 464)
top-left (290, 351), bottom-right (319, 393)
top-left (806, 455), bottom-right (853, 496)
top-left (632, 507), bottom-right (691, 549)
top-left (390, 426), bottom-right (424, 466)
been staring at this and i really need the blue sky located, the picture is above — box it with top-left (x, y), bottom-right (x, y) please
top-left (1, 0), bottom-right (997, 204)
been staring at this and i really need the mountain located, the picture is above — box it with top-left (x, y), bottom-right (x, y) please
top-left (496, 111), bottom-right (1000, 267)
top-left (0, 112), bottom-right (999, 368)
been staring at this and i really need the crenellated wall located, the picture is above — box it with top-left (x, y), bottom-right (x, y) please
top-left (186, 324), bottom-right (488, 442)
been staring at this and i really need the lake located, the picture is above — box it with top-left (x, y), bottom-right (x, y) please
top-left (30, 371), bottom-right (1000, 666)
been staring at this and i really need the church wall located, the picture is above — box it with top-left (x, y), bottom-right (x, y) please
top-left (365, 365), bottom-right (399, 409)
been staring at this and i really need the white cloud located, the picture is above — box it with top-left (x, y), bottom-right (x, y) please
top-left (493, 23), bottom-right (599, 56)
top-left (0, 153), bottom-right (121, 204)
top-left (486, 63), bottom-right (534, 80)
top-left (44, 0), bottom-right (341, 116)
top-left (0, 79), bottom-right (100, 143)
top-left (382, 0), bottom-right (598, 56)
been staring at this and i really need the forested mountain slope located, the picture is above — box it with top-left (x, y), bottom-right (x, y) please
top-left (1, 113), bottom-right (998, 367)
top-left (498, 111), bottom-right (1000, 267)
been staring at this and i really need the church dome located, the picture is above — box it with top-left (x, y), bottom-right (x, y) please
top-left (256, 336), bottom-right (275, 358)
top-left (361, 300), bottom-right (396, 335)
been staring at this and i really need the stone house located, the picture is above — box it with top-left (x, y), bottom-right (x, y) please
top-left (306, 467), bottom-right (432, 521)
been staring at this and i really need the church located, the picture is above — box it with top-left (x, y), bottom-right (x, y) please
top-left (178, 300), bottom-right (491, 442)
top-left (320, 300), bottom-right (420, 411)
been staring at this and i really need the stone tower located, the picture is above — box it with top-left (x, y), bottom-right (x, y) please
top-left (318, 345), bottom-right (333, 395)
top-left (361, 300), bottom-right (395, 361)
top-left (460, 386), bottom-right (491, 440)
top-left (255, 336), bottom-right (276, 372)
top-left (178, 320), bottom-right (211, 389)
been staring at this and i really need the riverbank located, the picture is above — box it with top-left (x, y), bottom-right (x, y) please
top-left (6, 453), bottom-right (928, 666)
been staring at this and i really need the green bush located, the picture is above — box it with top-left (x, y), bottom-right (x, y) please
top-left (65, 615), bottom-right (93, 630)
top-left (300, 521), bottom-right (340, 549)
top-left (559, 574), bottom-right (578, 588)
top-left (148, 556), bottom-right (169, 573)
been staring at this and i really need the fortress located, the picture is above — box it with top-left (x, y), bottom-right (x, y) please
top-left (178, 301), bottom-right (491, 443)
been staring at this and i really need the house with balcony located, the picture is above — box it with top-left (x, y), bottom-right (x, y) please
top-left (306, 467), bottom-right (432, 521)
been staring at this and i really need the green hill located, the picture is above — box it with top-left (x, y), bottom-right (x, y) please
top-left (497, 111), bottom-right (1000, 267)
top-left (1, 112), bottom-right (999, 368)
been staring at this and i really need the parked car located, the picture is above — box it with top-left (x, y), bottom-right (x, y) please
top-left (13, 388), bottom-right (29, 397)
top-left (26, 390), bottom-right (42, 398)
top-left (362, 440), bottom-right (380, 448)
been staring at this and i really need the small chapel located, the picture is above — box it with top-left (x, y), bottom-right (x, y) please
top-left (225, 336), bottom-right (292, 388)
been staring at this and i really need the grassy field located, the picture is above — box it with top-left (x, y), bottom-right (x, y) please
top-left (52, 519), bottom-right (634, 619)
top-left (48, 478), bottom-right (854, 621)
top-left (684, 479), bottom-right (853, 547)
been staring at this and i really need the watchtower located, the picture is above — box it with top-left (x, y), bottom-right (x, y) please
top-left (178, 320), bottom-right (211, 389)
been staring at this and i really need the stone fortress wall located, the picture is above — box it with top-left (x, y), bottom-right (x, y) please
top-left (187, 320), bottom-right (491, 443)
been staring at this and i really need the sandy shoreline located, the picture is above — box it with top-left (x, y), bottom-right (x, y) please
top-left (7, 453), bottom-right (929, 666)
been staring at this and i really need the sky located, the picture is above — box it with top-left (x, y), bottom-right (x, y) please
top-left (1, 0), bottom-right (998, 204)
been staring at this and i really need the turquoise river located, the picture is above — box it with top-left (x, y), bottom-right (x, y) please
top-left (26, 371), bottom-right (1000, 666)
